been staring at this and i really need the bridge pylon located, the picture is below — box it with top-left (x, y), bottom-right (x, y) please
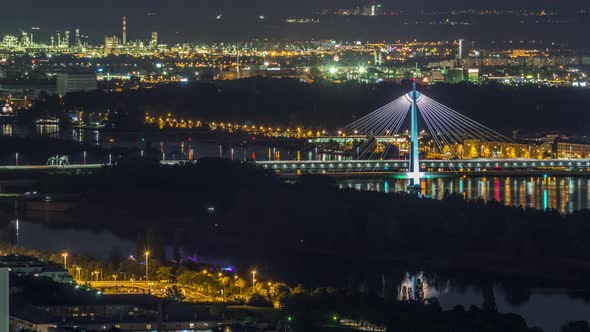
top-left (407, 81), bottom-right (423, 189)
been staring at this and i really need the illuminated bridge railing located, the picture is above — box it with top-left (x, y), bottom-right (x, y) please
top-left (255, 159), bottom-right (590, 175)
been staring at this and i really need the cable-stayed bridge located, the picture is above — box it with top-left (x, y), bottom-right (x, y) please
top-left (255, 83), bottom-right (590, 183)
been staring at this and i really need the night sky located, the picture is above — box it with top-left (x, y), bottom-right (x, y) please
top-left (0, 0), bottom-right (587, 42)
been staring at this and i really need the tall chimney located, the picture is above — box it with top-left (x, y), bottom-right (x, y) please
top-left (122, 16), bottom-right (127, 45)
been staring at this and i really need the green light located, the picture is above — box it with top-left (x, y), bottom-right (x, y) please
top-left (287, 316), bottom-right (292, 321)
top-left (332, 315), bottom-right (338, 321)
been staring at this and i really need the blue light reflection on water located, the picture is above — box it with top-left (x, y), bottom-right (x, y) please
top-left (338, 176), bottom-right (590, 214)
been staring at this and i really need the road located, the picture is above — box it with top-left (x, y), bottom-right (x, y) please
top-left (83, 280), bottom-right (217, 302)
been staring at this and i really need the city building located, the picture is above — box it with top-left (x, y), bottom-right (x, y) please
top-left (554, 140), bottom-right (590, 159)
top-left (56, 73), bottom-right (98, 96)
top-left (0, 255), bottom-right (72, 283)
top-left (10, 312), bottom-right (57, 332)
top-left (443, 68), bottom-right (466, 83)
top-left (104, 36), bottom-right (119, 54)
top-left (362, 2), bottom-right (384, 16)
top-left (10, 294), bottom-right (224, 332)
top-left (150, 32), bottom-right (158, 48)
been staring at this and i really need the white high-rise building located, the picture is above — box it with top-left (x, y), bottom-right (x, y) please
top-left (150, 32), bottom-right (158, 48)
top-left (0, 268), bottom-right (8, 332)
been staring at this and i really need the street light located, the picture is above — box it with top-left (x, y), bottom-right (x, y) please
top-left (97, 269), bottom-right (103, 281)
top-left (251, 270), bottom-right (256, 292)
top-left (62, 252), bottom-right (68, 269)
top-left (145, 251), bottom-right (150, 281)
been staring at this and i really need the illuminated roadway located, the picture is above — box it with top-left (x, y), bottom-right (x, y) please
top-left (2, 158), bottom-right (588, 177)
top-left (84, 280), bottom-right (217, 302)
top-left (255, 159), bottom-right (590, 176)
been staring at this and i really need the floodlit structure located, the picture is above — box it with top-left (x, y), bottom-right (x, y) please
top-left (408, 82), bottom-right (422, 186)
top-left (150, 32), bottom-right (158, 48)
top-left (338, 84), bottom-right (512, 184)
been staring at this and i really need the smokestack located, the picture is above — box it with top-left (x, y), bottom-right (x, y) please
top-left (122, 16), bottom-right (127, 45)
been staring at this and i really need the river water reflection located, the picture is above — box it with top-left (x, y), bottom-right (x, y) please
top-left (398, 272), bottom-right (589, 332)
top-left (338, 176), bottom-right (590, 214)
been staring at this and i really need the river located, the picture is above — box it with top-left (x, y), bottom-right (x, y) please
top-left (338, 176), bottom-right (590, 214)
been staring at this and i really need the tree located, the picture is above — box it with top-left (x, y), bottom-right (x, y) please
top-left (268, 283), bottom-right (292, 307)
top-left (156, 266), bottom-right (173, 282)
top-left (292, 284), bottom-right (307, 295)
top-left (247, 294), bottom-right (273, 307)
top-left (234, 278), bottom-right (248, 297)
top-left (165, 285), bottom-right (185, 302)
top-left (177, 271), bottom-right (197, 286)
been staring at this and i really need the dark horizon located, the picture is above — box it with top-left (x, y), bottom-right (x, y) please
top-left (1, 0), bottom-right (588, 43)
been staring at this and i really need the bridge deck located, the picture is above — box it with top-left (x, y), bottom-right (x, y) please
top-left (255, 159), bottom-right (590, 176)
